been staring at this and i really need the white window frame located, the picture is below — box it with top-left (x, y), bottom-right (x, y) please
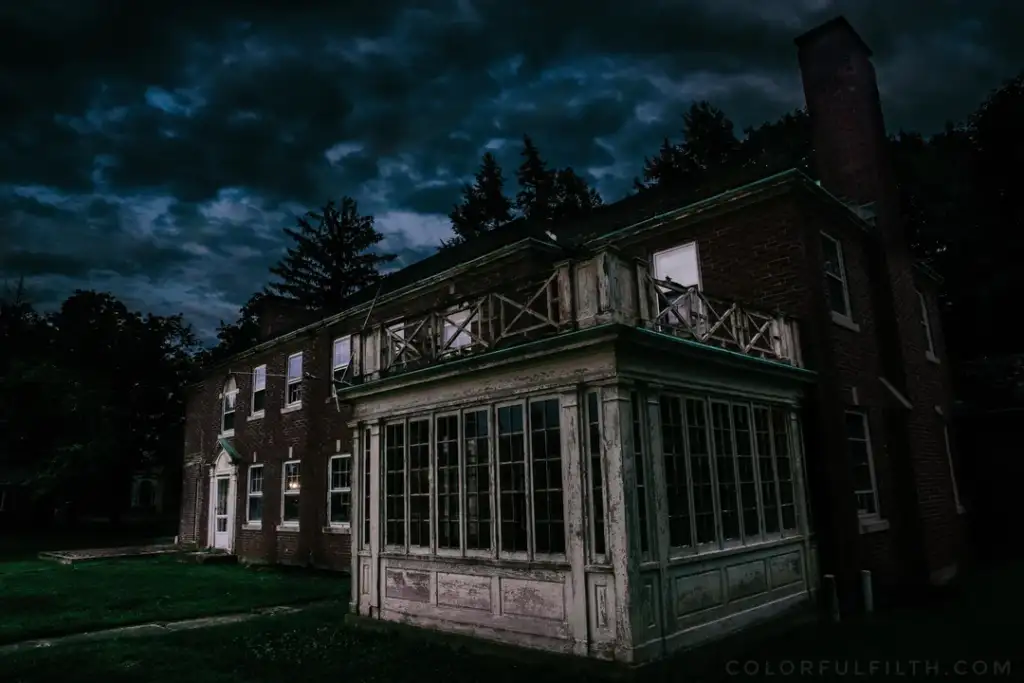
top-left (327, 453), bottom-right (352, 529)
top-left (246, 464), bottom-right (264, 527)
top-left (821, 232), bottom-right (854, 323)
top-left (280, 460), bottom-right (301, 528)
top-left (845, 410), bottom-right (881, 520)
top-left (220, 377), bottom-right (238, 436)
top-left (652, 241), bottom-right (703, 289)
top-left (251, 365), bottom-right (266, 419)
top-left (285, 352), bottom-right (303, 409)
top-left (917, 289), bottom-right (938, 362)
top-left (332, 337), bottom-right (351, 393)
top-left (942, 422), bottom-right (965, 514)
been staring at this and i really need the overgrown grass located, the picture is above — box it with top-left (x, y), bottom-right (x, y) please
top-left (1, 562), bottom-right (1021, 683)
top-left (0, 555), bottom-right (349, 645)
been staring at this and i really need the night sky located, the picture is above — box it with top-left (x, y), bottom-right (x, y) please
top-left (2, 1), bottom-right (1020, 342)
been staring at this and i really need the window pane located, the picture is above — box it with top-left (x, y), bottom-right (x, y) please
top-left (711, 402), bottom-right (740, 542)
top-left (586, 392), bottom-right (605, 557)
top-left (330, 456), bottom-right (351, 491)
top-left (660, 396), bottom-right (692, 548)
top-left (845, 411), bottom-right (877, 515)
top-left (772, 407), bottom-right (797, 531)
top-left (248, 496), bottom-right (263, 522)
top-left (497, 405), bottom-right (528, 553)
top-left (222, 411), bottom-right (235, 433)
top-left (249, 467), bottom-right (263, 494)
top-left (408, 420), bottom-right (431, 548)
top-left (287, 382), bottom-right (302, 405)
top-left (732, 405), bottom-right (759, 539)
top-left (333, 337), bottom-right (351, 369)
top-left (252, 389), bottom-right (265, 413)
top-left (531, 399), bottom-right (564, 555)
top-left (330, 491), bottom-right (350, 523)
top-left (253, 366), bottom-right (266, 391)
top-left (754, 406), bottom-right (780, 534)
top-left (282, 493), bottom-right (300, 522)
top-left (630, 392), bottom-right (650, 554)
top-left (827, 276), bottom-right (849, 316)
top-left (284, 462), bottom-right (301, 491)
top-left (821, 235), bottom-right (841, 276)
top-left (362, 428), bottom-right (372, 547)
top-left (686, 398), bottom-right (715, 545)
top-left (384, 423), bottom-right (406, 546)
top-left (436, 415), bottom-right (461, 550)
top-left (287, 353), bottom-right (303, 379)
top-left (464, 410), bottom-right (492, 550)
top-left (653, 243), bottom-right (700, 288)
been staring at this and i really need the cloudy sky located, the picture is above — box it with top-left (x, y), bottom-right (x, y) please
top-left (2, 1), bottom-right (1020, 342)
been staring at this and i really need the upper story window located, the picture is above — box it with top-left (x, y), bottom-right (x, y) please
top-left (652, 242), bottom-right (702, 289)
top-left (916, 290), bottom-right (938, 361)
top-left (281, 460), bottom-right (301, 526)
top-left (845, 410), bottom-right (880, 518)
top-left (443, 308), bottom-right (472, 351)
top-left (221, 377), bottom-right (238, 435)
top-left (332, 336), bottom-right (352, 390)
top-left (821, 233), bottom-right (852, 319)
top-left (251, 365), bottom-right (266, 416)
top-left (285, 353), bottom-right (303, 407)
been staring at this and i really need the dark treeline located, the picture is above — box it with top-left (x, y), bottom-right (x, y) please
top-left (2, 74), bottom-right (1022, 523)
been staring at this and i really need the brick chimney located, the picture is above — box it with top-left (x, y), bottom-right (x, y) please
top-left (795, 16), bottom-right (899, 236)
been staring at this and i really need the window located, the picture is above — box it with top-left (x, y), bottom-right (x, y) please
top-left (942, 422), bottom-right (964, 513)
top-left (251, 365), bottom-right (266, 415)
top-left (332, 337), bottom-right (352, 391)
top-left (408, 420), bottom-right (431, 548)
top-left (710, 402), bottom-right (740, 542)
top-left (463, 410), bottom-right (492, 551)
top-left (361, 428), bottom-right (371, 548)
top-left (652, 242), bottom-right (701, 288)
top-left (917, 290), bottom-right (937, 359)
top-left (221, 377), bottom-right (238, 434)
top-left (586, 391), bottom-right (606, 558)
top-left (281, 461), bottom-right (301, 525)
top-left (443, 309), bottom-right (472, 351)
top-left (659, 395), bottom-right (802, 551)
top-left (530, 398), bottom-right (564, 556)
top-left (821, 233), bottom-right (851, 318)
top-left (497, 404), bottom-right (528, 553)
top-left (435, 415), bottom-right (460, 550)
top-left (630, 392), bottom-right (650, 555)
top-left (845, 411), bottom-right (879, 517)
top-left (247, 465), bottom-right (264, 524)
top-left (328, 453), bottom-right (351, 526)
top-left (383, 423), bottom-right (406, 547)
top-left (285, 353), bottom-right (302, 406)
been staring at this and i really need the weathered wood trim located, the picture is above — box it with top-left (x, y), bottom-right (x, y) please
top-left (602, 384), bottom-right (634, 654)
top-left (560, 389), bottom-right (588, 656)
top-left (644, 387), bottom-right (671, 649)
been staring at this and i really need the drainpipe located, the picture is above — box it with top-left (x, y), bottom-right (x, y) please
top-left (861, 570), bottom-right (874, 613)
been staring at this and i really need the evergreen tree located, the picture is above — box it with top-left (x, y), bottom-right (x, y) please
top-left (444, 152), bottom-right (514, 248)
top-left (636, 137), bottom-right (687, 191)
top-left (268, 197), bottom-right (396, 310)
top-left (515, 135), bottom-right (556, 222)
top-left (680, 100), bottom-right (740, 172)
top-left (551, 167), bottom-right (603, 222)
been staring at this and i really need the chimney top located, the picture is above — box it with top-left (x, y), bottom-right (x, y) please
top-left (794, 15), bottom-right (873, 57)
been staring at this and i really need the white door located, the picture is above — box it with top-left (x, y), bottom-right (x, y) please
top-left (213, 475), bottom-right (233, 550)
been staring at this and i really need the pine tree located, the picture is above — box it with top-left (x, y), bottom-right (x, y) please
top-left (680, 100), bottom-right (740, 172)
top-left (551, 167), bottom-right (603, 222)
top-left (637, 137), bottom-right (688, 190)
top-left (268, 197), bottom-right (396, 310)
top-left (443, 152), bottom-right (514, 248)
top-left (515, 135), bottom-right (556, 222)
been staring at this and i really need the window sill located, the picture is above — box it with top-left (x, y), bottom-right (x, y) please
top-left (219, 430), bottom-right (235, 439)
top-left (858, 517), bottom-right (890, 534)
top-left (831, 311), bottom-right (861, 333)
top-left (281, 403), bottom-right (302, 415)
top-left (242, 523), bottom-right (262, 531)
top-left (247, 412), bottom-right (265, 422)
top-left (925, 351), bottom-right (941, 365)
top-left (276, 523), bottom-right (300, 533)
top-left (323, 524), bottom-right (351, 535)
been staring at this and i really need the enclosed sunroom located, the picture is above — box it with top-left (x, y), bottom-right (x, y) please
top-left (337, 244), bottom-right (817, 662)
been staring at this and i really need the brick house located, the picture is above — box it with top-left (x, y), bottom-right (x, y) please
top-left (178, 16), bottom-right (965, 662)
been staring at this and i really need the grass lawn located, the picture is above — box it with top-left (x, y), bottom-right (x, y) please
top-left (1, 562), bottom-right (1021, 683)
top-left (0, 555), bottom-right (349, 645)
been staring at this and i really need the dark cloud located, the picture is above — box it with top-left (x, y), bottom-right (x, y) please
top-left (1, 0), bottom-right (1019, 341)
